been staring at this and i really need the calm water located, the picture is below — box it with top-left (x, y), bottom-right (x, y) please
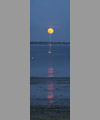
top-left (30, 45), bottom-right (70, 120)
top-left (30, 45), bottom-right (70, 77)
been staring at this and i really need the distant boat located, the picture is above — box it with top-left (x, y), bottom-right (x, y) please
top-left (48, 50), bottom-right (52, 54)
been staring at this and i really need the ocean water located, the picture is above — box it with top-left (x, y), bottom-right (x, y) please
top-left (30, 45), bottom-right (70, 77)
top-left (30, 45), bottom-right (70, 120)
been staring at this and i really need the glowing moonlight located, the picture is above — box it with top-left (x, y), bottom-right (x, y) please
top-left (48, 28), bottom-right (54, 34)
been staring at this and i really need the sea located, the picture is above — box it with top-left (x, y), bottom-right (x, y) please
top-left (30, 44), bottom-right (70, 120)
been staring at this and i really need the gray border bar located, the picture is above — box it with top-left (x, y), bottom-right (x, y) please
top-left (0, 0), bottom-right (30, 120)
top-left (71, 0), bottom-right (100, 120)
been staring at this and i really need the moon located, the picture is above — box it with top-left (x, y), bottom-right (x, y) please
top-left (48, 28), bottom-right (54, 34)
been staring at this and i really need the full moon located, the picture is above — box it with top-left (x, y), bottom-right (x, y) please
top-left (48, 28), bottom-right (54, 34)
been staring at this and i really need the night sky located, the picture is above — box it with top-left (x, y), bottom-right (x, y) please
top-left (30, 0), bottom-right (70, 42)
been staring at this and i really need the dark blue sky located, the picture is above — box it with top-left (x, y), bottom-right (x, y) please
top-left (30, 0), bottom-right (70, 42)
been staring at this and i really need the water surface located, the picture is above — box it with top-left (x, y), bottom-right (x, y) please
top-left (30, 45), bottom-right (70, 77)
top-left (30, 45), bottom-right (70, 120)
